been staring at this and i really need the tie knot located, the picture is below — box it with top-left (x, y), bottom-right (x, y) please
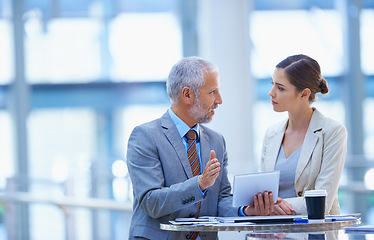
top-left (186, 130), bottom-right (197, 140)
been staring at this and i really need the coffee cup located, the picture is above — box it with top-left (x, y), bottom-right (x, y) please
top-left (304, 190), bottom-right (327, 223)
top-left (308, 232), bottom-right (326, 240)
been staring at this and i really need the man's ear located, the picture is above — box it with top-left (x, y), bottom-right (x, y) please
top-left (181, 87), bottom-right (194, 105)
top-left (301, 88), bottom-right (311, 100)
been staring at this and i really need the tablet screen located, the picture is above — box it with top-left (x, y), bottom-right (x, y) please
top-left (232, 171), bottom-right (280, 207)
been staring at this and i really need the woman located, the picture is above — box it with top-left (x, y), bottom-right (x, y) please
top-left (261, 54), bottom-right (347, 215)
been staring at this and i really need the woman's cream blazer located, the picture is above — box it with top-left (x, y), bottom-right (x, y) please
top-left (261, 108), bottom-right (347, 215)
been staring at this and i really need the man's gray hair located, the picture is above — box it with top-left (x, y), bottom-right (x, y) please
top-left (167, 56), bottom-right (218, 103)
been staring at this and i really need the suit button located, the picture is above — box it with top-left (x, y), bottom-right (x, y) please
top-left (298, 191), bottom-right (303, 197)
top-left (186, 234), bottom-right (190, 239)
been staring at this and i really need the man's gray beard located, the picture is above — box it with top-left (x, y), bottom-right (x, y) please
top-left (188, 98), bottom-right (212, 124)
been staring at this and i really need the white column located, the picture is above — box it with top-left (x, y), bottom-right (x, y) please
top-left (198, 0), bottom-right (256, 176)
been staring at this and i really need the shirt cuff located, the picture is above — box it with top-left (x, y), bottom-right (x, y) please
top-left (197, 176), bottom-right (207, 198)
top-left (238, 206), bottom-right (247, 216)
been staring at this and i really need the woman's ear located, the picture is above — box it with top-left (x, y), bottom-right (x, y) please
top-left (301, 88), bottom-right (311, 100)
top-left (181, 87), bottom-right (194, 105)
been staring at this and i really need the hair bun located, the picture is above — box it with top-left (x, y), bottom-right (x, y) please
top-left (319, 78), bottom-right (329, 94)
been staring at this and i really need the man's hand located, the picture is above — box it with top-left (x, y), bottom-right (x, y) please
top-left (198, 150), bottom-right (220, 191)
top-left (244, 191), bottom-right (274, 216)
top-left (272, 198), bottom-right (295, 215)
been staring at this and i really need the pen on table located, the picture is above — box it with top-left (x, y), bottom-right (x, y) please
top-left (294, 218), bottom-right (308, 223)
top-left (294, 218), bottom-right (337, 223)
top-left (325, 218), bottom-right (337, 222)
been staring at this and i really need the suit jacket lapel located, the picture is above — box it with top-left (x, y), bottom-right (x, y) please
top-left (199, 127), bottom-right (210, 171)
top-left (160, 112), bottom-right (193, 178)
top-left (295, 109), bottom-right (324, 182)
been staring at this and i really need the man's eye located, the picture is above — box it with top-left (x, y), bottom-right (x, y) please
top-left (278, 87), bottom-right (284, 91)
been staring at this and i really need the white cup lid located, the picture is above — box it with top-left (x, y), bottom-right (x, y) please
top-left (304, 189), bottom-right (327, 197)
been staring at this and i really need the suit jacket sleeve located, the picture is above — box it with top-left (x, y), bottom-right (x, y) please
top-left (127, 125), bottom-right (204, 219)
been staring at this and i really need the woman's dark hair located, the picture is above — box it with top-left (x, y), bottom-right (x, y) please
top-left (276, 54), bottom-right (329, 102)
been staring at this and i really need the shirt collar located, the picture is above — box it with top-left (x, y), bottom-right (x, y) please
top-left (168, 108), bottom-right (200, 140)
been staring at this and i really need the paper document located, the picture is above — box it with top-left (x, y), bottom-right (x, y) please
top-left (169, 220), bottom-right (220, 225)
top-left (327, 213), bottom-right (361, 218)
top-left (172, 217), bottom-right (220, 225)
top-left (175, 217), bottom-right (215, 222)
top-left (325, 214), bottom-right (360, 222)
top-left (232, 171), bottom-right (280, 207)
top-left (170, 217), bottom-right (256, 226)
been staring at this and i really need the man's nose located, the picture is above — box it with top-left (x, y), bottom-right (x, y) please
top-left (216, 91), bottom-right (223, 104)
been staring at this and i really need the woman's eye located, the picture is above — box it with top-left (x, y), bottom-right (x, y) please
top-left (271, 81), bottom-right (284, 91)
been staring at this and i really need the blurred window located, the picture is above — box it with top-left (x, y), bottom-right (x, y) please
top-left (250, 10), bottom-right (342, 79)
top-left (361, 9), bottom-right (374, 159)
top-left (23, 0), bottom-right (182, 83)
top-left (30, 204), bottom-right (66, 240)
top-left (361, 9), bottom-right (374, 75)
top-left (109, 12), bottom-right (182, 81)
top-left (364, 99), bottom-right (374, 159)
top-left (27, 108), bottom-right (96, 239)
top-left (25, 15), bottom-right (102, 83)
top-left (0, 20), bottom-right (13, 84)
top-left (28, 108), bottom-right (95, 189)
top-left (0, 111), bottom-right (15, 188)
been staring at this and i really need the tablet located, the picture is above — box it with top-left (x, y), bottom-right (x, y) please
top-left (232, 171), bottom-right (280, 207)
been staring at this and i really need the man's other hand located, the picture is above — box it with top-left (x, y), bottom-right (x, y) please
top-left (199, 150), bottom-right (220, 191)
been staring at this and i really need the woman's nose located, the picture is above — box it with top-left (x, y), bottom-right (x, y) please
top-left (268, 87), bottom-right (274, 97)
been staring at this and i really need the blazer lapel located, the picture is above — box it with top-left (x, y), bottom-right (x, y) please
top-left (264, 121), bottom-right (287, 171)
top-left (160, 112), bottom-right (193, 178)
top-left (295, 109), bottom-right (324, 182)
top-left (295, 130), bottom-right (319, 182)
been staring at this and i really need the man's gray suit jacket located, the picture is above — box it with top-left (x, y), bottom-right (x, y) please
top-left (127, 111), bottom-right (238, 239)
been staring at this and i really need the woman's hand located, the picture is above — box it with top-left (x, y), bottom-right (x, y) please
top-left (244, 191), bottom-right (274, 216)
top-left (272, 197), bottom-right (295, 215)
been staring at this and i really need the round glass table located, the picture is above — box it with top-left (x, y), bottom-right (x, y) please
top-left (160, 218), bottom-right (361, 233)
top-left (245, 230), bottom-right (363, 240)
